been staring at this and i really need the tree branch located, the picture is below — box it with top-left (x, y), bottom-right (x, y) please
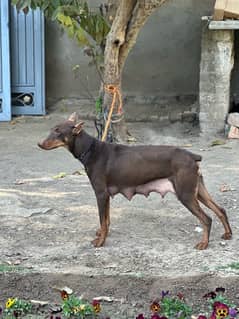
top-left (119, 0), bottom-right (168, 70)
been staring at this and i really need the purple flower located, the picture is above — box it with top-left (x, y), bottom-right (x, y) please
top-left (198, 315), bottom-right (207, 319)
top-left (215, 287), bottom-right (226, 294)
top-left (136, 315), bottom-right (145, 319)
top-left (151, 314), bottom-right (161, 319)
top-left (229, 308), bottom-right (238, 317)
top-left (161, 291), bottom-right (169, 299)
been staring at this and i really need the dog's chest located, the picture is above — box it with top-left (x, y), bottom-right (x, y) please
top-left (108, 178), bottom-right (175, 201)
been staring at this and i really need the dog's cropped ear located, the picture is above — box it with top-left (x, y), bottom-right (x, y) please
top-left (72, 121), bottom-right (84, 135)
top-left (68, 112), bottom-right (79, 123)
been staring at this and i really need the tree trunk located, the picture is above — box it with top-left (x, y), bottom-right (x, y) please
top-left (101, 0), bottom-right (168, 142)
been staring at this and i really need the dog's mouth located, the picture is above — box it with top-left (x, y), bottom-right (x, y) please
top-left (38, 139), bottom-right (65, 150)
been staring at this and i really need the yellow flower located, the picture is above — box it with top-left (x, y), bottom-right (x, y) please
top-left (79, 304), bottom-right (85, 311)
top-left (73, 305), bottom-right (85, 314)
top-left (6, 298), bottom-right (16, 309)
top-left (92, 300), bottom-right (101, 313)
top-left (73, 307), bottom-right (79, 314)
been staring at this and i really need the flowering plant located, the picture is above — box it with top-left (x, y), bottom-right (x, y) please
top-left (201, 287), bottom-right (238, 319)
top-left (61, 294), bottom-right (100, 318)
top-left (136, 291), bottom-right (192, 319)
top-left (2, 297), bottom-right (32, 318)
top-left (0, 287), bottom-right (238, 319)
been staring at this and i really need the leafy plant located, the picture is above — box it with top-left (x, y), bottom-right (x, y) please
top-left (3, 298), bottom-right (32, 318)
top-left (160, 296), bottom-right (192, 319)
top-left (225, 262), bottom-right (239, 270)
top-left (11, 0), bottom-right (110, 74)
top-left (208, 293), bottom-right (236, 310)
top-left (0, 264), bottom-right (26, 273)
top-left (61, 294), bottom-right (96, 318)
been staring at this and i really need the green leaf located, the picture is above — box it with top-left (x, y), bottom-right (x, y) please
top-left (41, 0), bottom-right (50, 11)
top-left (76, 27), bottom-right (89, 46)
top-left (67, 25), bottom-right (75, 38)
top-left (95, 96), bottom-right (102, 113)
top-left (211, 139), bottom-right (226, 146)
top-left (51, 7), bottom-right (61, 20)
top-left (53, 172), bottom-right (67, 179)
top-left (14, 0), bottom-right (28, 11)
top-left (57, 13), bottom-right (73, 26)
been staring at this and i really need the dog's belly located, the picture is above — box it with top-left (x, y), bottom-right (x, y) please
top-left (108, 178), bottom-right (175, 201)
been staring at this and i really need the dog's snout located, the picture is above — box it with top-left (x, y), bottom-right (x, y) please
top-left (38, 141), bottom-right (44, 149)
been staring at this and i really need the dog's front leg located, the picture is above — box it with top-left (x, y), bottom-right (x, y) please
top-left (92, 192), bottom-right (110, 247)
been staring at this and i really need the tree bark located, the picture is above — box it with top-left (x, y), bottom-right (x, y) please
top-left (101, 0), bottom-right (168, 142)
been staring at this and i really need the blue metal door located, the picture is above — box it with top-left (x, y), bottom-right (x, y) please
top-left (10, 7), bottom-right (45, 115)
top-left (0, 0), bottom-right (11, 121)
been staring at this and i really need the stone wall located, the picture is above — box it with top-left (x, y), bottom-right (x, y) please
top-left (199, 29), bottom-right (234, 135)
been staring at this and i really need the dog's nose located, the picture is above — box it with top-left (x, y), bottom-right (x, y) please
top-left (38, 141), bottom-right (44, 149)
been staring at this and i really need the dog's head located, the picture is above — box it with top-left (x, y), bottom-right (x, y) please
top-left (38, 112), bottom-right (84, 150)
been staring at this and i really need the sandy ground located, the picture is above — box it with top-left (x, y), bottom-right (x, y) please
top-left (0, 107), bottom-right (239, 318)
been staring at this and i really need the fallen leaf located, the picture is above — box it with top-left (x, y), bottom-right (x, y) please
top-left (52, 286), bottom-right (73, 295)
top-left (53, 172), bottom-right (67, 179)
top-left (127, 136), bottom-right (137, 143)
top-left (14, 179), bottom-right (26, 185)
top-left (93, 296), bottom-right (115, 303)
top-left (181, 144), bottom-right (192, 148)
top-left (72, 170), bottom-right (86, 176)
top-left (30, 208), bottom-right (53, 217)
top-left (30, 300), bottom-right (49, 306)
top-left (13, 259), bottom-right (22, 265)
top-left (211, 140), bottom-right (226, 147)
top-left (220, 184), bottom-right (231, 192)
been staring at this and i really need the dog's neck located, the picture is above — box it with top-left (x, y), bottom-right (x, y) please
top-left (69, 130), bottom-right (97, 165)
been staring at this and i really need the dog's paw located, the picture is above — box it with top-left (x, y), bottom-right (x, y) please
top-left (195, 241), bottom-right (208, 250)
top-left (221, 232), bottom-right (232, 240)
top-left (92, 236), bottom-right (105, 247)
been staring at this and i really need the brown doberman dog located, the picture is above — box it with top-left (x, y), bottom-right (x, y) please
top-left (38, 112), bottom-right (232, 249)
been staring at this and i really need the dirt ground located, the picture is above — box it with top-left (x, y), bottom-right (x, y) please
top-left (0, 107), bottom-right (239, 318)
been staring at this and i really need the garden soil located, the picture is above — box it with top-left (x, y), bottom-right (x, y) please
top-left (0, 106), bottom-right (239, 318)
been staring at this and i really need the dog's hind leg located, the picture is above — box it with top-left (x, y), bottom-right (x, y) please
top-left (92, 192), bottom-right (110, 247)
top-left (197, 176), bottom-right (232, 240)
top-left (174, 170), bottom-right (212, 250)
top-left (180, 196), bottom-right (212, 250)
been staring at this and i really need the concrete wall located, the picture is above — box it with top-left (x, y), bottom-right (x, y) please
top-left (45, 0), bottom-right (215, 106)
top-left (231, 31), bottom-right (239, 107)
